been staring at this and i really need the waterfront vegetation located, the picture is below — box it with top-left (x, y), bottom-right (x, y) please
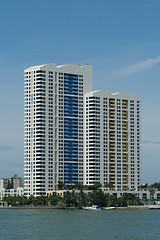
top-left (3, 191), bottom-right (142, 208)
top-left (139, 182), bottom-right (160, 191)
top-left (57, 182), bottom-right (160, 192)
top-left (2, 182), bottom-right (160, 208)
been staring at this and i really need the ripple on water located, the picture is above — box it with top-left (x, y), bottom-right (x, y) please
top-left (0, 209), bottom-right (160, 240)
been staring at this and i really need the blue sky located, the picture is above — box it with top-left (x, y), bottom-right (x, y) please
top-left (0, 0), bottom-right (160, 183)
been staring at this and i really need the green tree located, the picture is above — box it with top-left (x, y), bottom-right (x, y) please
top-left (49, 194), bottom-right (61, 206)
top-left (151, 182), bottom-right (160, 191)
top-left (105, 194), bottom-right (118, 207)
top-left (63, 190), bottom-right (78, 207)
top-left (139, 183), bottom-right (148, 191)
top-left (89, 190), bottom-right (106, 207)
top-left (104, 182), bottom-right (114, 190)
top-left (74, 182), bottom-right (84, 190)
top-left (77, 190), bottom-right (88, 207)
top-left (58, 181), bottom-right (65, 190)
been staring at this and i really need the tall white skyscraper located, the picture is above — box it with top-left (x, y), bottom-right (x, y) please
top-left (83, 90), bottom-right (141, 191)
top-left (24, 63), bottom-right (92, 197)
top-left (24, 63), bottom-right (141, 197)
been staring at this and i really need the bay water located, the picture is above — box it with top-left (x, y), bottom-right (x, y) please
top-left (0, 209), bottom-right (160, 240)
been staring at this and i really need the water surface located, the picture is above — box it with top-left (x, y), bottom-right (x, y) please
top-left (0, 209), bottom-right (159, 240)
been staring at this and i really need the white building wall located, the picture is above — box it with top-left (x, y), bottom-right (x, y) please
top-left (0, 188), bottom-right (24, 200)
top-left (0, 180), bottom-right (4, 189)
top-left (84, 90), bottom-right (141, 191)
top-left (24, 63), bottom-right (92, 197)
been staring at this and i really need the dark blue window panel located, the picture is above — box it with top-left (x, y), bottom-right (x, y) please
top-left (64, 96), bottom-right (78, 117)
top-left (64, 118), bottom-right (78, 139)
top-left (64, 118), bottom-right (78, 125)
top-left (64, 163), bottom-right (78, 184)
top-left (64, 73), bottom-right (78, 95)
top-left (64, 140), bottom-right (78, 162)
top-left (64, 132), bottom-right (78, 139)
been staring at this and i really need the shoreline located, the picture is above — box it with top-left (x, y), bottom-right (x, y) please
top-left (0, 206), bottom-right (152, 210)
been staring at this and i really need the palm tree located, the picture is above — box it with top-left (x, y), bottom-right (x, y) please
top-left (104, 182), bottom-right (114, 190)
top-left (139, 183), bottom-right (148, 191)
top-left (77, 190), bottom-right (88, 207)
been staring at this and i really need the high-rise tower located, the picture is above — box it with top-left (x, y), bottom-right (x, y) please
top-left (24, 63), bottom-right (92, 197)
top-left (83, 90), bottom-right (141, 191)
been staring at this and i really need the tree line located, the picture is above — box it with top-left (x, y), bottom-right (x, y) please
top-left (3, 182), bottom-right (160, 208)
top-left (58, 182), bottom-right (160, 191)
top-left (3, 190), bottom-right (142, 208)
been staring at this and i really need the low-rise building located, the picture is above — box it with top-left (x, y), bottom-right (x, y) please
top-left (46, 189), bottom-right (160, 200)
top-left (0, 187), bottom-right (24, 200)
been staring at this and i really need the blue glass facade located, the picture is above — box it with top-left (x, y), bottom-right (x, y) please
top-left (64, 73), bottom-right (78, 95)
top-left (64, 118), bottom-right (78, 139)
top-left (64, 96), bottom-right (78, 117)
top-left (64, 141), bottom-right (78, 161)
top-left (64, 73), bottom-right (79, 184)
top-left (64, 163), bottom-right (78, 183)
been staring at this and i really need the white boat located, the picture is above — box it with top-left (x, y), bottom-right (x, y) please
top-left (104, 207), bottom-right (116, 210)
top-left (82, 205), bottom-right (100, 210)
top-left (149, 205), bottom-right (160, 210)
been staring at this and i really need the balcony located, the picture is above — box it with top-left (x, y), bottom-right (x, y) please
top-left (109, 99), bottom-right (115, 108)
top-left (122, 121), bottom-right (128, 131)
top-left (109, 144), bottom-right (115, 151)
top-left (122, 100), bottom-right (128, 109)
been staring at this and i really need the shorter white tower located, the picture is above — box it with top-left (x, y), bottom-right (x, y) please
top-left (84, 90), bottom-right (141, 191)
